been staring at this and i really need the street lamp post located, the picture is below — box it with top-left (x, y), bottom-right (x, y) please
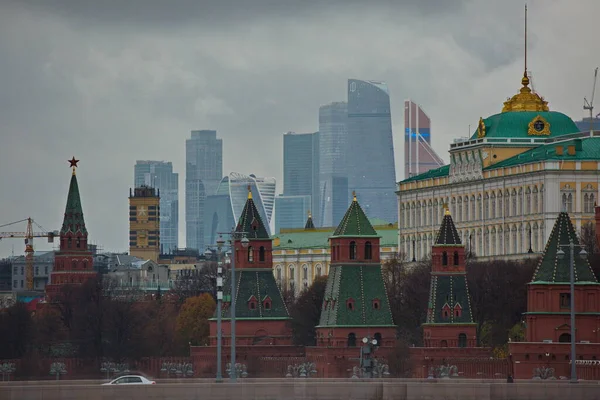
top-left (214, 236), bottom-right (225, 383)
top-left (218, 229), bottom-right (249, 383)
top-left (557, 241), bottom-right (588, 384)
top-left (528, 227), bottom-right (533, 253)
top-left (412, 240), bottom-right (416, 262)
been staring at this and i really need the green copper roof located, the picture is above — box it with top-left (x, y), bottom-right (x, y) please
top-left (425, 274), bottom-right (474, 324)
top-left (470, 111), bottom-right (579, 140)
top-left (236, 194), bottom-right (270, 239)
top-left (332, 197), bottom-right (378, 237)
top-left (399, 164), bottom-right (450, 184)
top-left (318, 264), bottom-right (395, 328)
top-left (273, 226), bottom-right (397, 250)
top-left (216, 269), bottom-right (290, 320)
top-left (60, 173), bottom-right (87, 235)
top-left (435, 213), bottom-right (462, 245)
top-left (485, 137), bottom-right (600, 169)
top-left (531, 212), bottom-right (598, 284)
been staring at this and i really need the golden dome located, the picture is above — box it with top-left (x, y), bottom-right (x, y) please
top-left (502, 72), bottom-right (549, 113)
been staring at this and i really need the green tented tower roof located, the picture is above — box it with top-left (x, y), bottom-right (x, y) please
top-left (216, 269), bottom-right (290, 320)
top-left (317, 264), bottom-right (395, 328)
top-left (425, 275), bottom-right (475, 324)
top-left (236, 190), bottom-right (269, 239)
top-left (332, 194), bottom-right (378, 237)
top-left (531, 212), bottom-right (598, 284)
top-left (60, 173), bottom-right (87, 235)
top-left (435, 211), bottom-right (462, 245)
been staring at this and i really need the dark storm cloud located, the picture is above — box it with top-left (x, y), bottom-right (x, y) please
top-left (8, 0), bottom-right (470, 30)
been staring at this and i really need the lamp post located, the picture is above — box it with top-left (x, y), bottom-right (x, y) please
top-left (557, 241), bottom-right (588, 384)
top-left (528, 226), bottom-right (533, 253)
top-left (412, 240), bottom-right (416, 262)
top-left (218, 229), bottom-right (249, 383)
top-left (214, 236), bottom-right (225, 383)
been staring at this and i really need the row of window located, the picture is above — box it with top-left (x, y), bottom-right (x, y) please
top-left (13, 266), bottom-right (51, 276)
top-left (401, 222), bottom-right (545, 259)
top-left (331, 241), bottom-right (373, 261)
top-left (401, 186), bottom-right (597, 229)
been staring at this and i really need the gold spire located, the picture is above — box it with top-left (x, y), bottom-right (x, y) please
top-left (247, 185), bottom-right (252, 200)
top-left (307, 210), bottom-right (312, 218)
top-left (442, 202), bottom-right (450, 216)
top-left (501, 4), bottom-right (549, 113)
top-left (352, 191), bottom-right (357, 202)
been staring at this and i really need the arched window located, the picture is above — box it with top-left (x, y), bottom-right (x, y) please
top-left (458, 333), bottom-right (467, 348)
top-left (346, 298), bottom-right (355, 311)
top-left (349, 241), bottom-right (357, 260)
top-left (365, 241), bottom-right (372, 260)
top-left (440, 340), bottom-right (448, 347)
top-left (372, 298), bottom-right (381, 310)
top-left (442, 251), bottom-right (448, 266)
top-left (559, 333), bottom-right (571, 343)
top-left (453, 251), bottom-right (459, 266)
top-left (276, 267), bottom-right (282, 283)
top-left (247, 246), bottom-right (254, 262)
top-left (316, 265), bottom-right (322, 276)
top-left (259, 246), bottom-right (265, 262)
top-left (347, 333), bottom-right (357, 347)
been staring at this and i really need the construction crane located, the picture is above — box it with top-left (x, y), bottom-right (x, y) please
top-left (583, 67), bottom-right (598, 135)
top-left (0, 218), bottom-right (58, 291)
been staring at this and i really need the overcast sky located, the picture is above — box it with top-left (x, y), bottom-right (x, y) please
top-left (0, 0), bottom-right (598, 256)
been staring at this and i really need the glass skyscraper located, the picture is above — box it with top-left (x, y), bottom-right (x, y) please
top-left (134, 161), bottom-right (179, 253)
top-left (185, 130), bottom-right (223, 251)
top-left (318, 101), bottom-right (349, 227)
top-left (404, 100), bottom-right (444, 179)
top-left (274, 195), bottom-right (311, 233)
top-left (346, 79), bottom-right (397, 223)
top-left (282, 131), bottom-right (319, 225)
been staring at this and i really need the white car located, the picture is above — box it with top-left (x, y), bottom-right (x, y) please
top-left (102, 375), bottom-right (156, 385)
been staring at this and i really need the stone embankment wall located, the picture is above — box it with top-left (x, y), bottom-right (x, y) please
top-left (2, 379), bottom-right (600, 400)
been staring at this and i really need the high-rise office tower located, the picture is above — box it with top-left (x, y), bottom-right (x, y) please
top-left (206, 173), bottom-right (276, 240)
top-left (134, 161), bottom-right (179, 253)
top-left (404, 100), bottom-right (444, 179)
top-left (186, 130), bottom-right (223, 251)
top-left (128, 186), bottom-right (160, 262)
top-left (281, 131), bottom-right (320, 228)
top-left (274, 195), bottom-right (311, 233)
top-left (318, 101), bottom-right (349, 227)
top-left (346, 79), bottom-right (397, 223)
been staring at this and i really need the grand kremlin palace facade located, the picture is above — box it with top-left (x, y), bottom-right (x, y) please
top-left (397, 73), bottom-right (600, 261)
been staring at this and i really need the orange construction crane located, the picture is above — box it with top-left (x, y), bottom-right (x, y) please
top-left (0, 218), bottom-right (58, 291)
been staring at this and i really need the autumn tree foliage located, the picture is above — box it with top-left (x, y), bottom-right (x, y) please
top-left (175, 293), bottom-right (216, 346)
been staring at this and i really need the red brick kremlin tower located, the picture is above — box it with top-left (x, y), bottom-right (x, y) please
top-left (45, 158), bottom-right (97, 300)
top-left (422, 206), bottom-right (477, 348)
top-left (315, 192), bottom-right (396, 347)
top-left (509, 212), bottom-right (600, 379)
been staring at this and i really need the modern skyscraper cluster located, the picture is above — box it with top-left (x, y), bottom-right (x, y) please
top-left (133, 80), bottom-right (444, 252)
top-left (279, 79), bottom-right (406, 230)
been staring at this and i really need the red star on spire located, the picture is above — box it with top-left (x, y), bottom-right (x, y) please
top-left (68, 157), bottom-right (79, 168)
